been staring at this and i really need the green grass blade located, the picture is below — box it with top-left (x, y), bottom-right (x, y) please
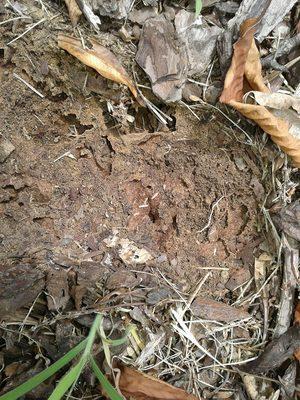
top-left (48, 359), bottom-right (85, 400)
top-left (49, 314), bottom-right (102, 400)
top-left (0, 339), bottom-right (87, 400)
top-left (195, 0), bottom-right (202, 16)
top-left (90, 357), bottom-right (124, 400)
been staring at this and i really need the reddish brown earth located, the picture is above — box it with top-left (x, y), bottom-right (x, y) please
top-left (0, 2), bottom-right (263, 316)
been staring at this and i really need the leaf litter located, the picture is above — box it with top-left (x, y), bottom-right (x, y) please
top-left (1, 0), bottom-right (300, 399)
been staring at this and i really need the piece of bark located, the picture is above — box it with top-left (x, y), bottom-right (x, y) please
top-left (106, 270), bottom-right (140, 290)
top-left (90, 0), bottom-right (131, 19)
top-left (46, 269), bottom-right (70, 311)
top-left (136, 15), bottom-right (188, 103)
top-left (174, 10), bottom-right (222, 76)
top-left (239, 324), bottom-right (300, 374)
top-left (191, 297), bottom-right (250, 322)
top-left (280, 361), bottom-right (297, 399)
top-left (217, 0), bottom-right (297, 71)
top-left (274, 235), bottom-right (299, 338)
top-left (261, 33), bottom-right (300, 68)
top-left (278, 200), bottom-right (300, 241)
top-left (0, 138), bottom-right (15, 163)
top-left (0, 264), bottom-right (45, 319)
top-left (227, 0), bottom-right (297, 43)
top-left (128, 7), bottom-right (158, 25)
top-left (75, 0), bottom-right (101, 30)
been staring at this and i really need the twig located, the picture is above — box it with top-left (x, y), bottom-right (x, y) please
top-left (0, 16), bottom-right (31, 26)
top-left (7, 18), bottom-right (46, 45)
top-left (262, 33), bottom-right (300, 68)
top-left (13, 73), bottom-right (44, 98)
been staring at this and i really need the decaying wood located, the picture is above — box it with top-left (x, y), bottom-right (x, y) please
top-left (75, 0), bottom-right (101, 30)
top-left (217, 0), bottom-right (298, 69)
top-left (261, 33), bottom-right (300, 68)
top-left (239, 324), bottom-right (300, 374)
top-left (274, 235), bottom-right (299, 338)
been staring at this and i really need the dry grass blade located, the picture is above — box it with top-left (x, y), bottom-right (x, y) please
top-left (64, 0), bottom-right (82, 26)
top-left (58, 35), bottom-right (138, 100)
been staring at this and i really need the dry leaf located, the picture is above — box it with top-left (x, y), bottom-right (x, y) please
top-left (119, 366), bottom-right (199, 400)
top-left (249, 92), bottom-right (300, 113)
top-left (64, 0), bottom-right (82, 26)
top-left (220, 19), bottom-right (300, 167)
top-left (58, 35), bottom-right (139, 101)
top-left (220, 18), bottom-right (258, 104)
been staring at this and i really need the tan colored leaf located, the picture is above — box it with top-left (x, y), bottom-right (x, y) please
top-left (119, 366), bottom-right (199, 400)
top-left (64, 0), bottom-right (82, 27)
top-left (220, 18), bottom-right (300, 167)
top-left (249, 91), bottom-right (300, 113)
top-left (229, 100), bottom-right (300, 166)
top-left (58, 35), bottom-right (138, 99)
top-left (220, 18), bottom-right (258, 104)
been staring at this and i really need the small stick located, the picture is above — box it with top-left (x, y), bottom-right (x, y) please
top-left (197, 196), bottom-right (224, 233)
top-left (13, 73), bottom-right (44, 98)
top-left (7, 18), bottom-right (46, 45)
top-left (0, 16), bottom-right (31, 26)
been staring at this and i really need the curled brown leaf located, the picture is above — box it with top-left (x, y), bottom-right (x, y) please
top-left (220, 19), bottom-right (300, 167)
top-left (119, 366), bottom-right (199, 400)
top-left (58, 35), bottom-right (139, 100)
top-left (220, 18), bottom-right (258, 104)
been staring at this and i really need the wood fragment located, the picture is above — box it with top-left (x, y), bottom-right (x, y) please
top-left (274, 235), bottom-right (299, 338)
top-left (64, 0), bottom-right (82, 26)
top-left (239, 324), bottom-right (300, 374)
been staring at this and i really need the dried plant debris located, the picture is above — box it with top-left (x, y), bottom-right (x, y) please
top-left (174, 10), bottom-right (222, 76)
top-left (220, 19), bottom-right (300, 166)
top-left (64, 0), bottom-right (82, 26)
top-left (136, 11), bottom-right (221, 103)
top-left (58, 35), bottom-right (139, 101)
top-left (277, 201), bottom-right (300, 241)
top-left (240, 324), bottom-right (300, 374)
top-left (91, 0), bottom-right (132, 19)
top-left (136, 15), bottom-right (188, 103)
top-left (274, 236), bottom-right (299, 338)
top-left (0, 264), bottom-right (44, 318)
top-left (191, 297), bottom-right (250, 322)
top-left (119, 366), bottom-right (199, 400)
top-left (218, 0), bottom-right (298, 69)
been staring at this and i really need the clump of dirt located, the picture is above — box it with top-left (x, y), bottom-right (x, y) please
top-left (0, 2), bottom-right (263, 305)
top-left (0, 2), bottom-right (269, 397)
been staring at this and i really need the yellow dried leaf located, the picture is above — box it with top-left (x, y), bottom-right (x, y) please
top-left (58, 35), bottom-right (138, 100)
top-left (64, 0), bottom-right (82, 27)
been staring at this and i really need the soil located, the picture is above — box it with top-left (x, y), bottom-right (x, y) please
top-left (0, 0), bottom-right (268, 397)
